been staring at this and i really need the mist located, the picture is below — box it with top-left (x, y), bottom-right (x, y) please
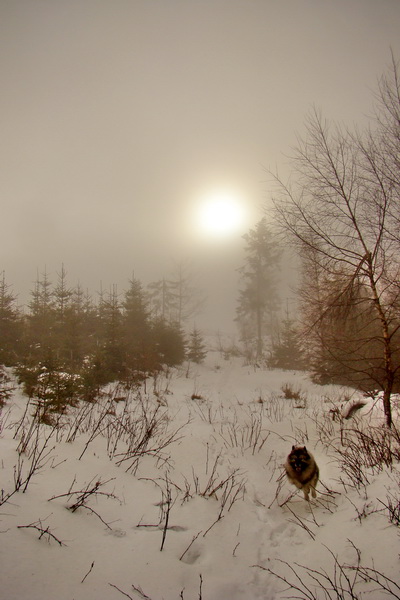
top-left (1, 1), bottom-right (400, 334)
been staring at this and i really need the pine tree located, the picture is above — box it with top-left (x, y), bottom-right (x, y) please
top-left (0, 365), bottom-right (15, 407)
top-left (187, 327), bottom-right (207, 364)
top-left (268, 316), bottom-right (304, 370)
top-left (98, 285), bottom-right (124, 382)
top-left (25, 269), bottom-right (56, 365)
top-left (0, 272), bottom-right (22, 366)
top-left (53, 265), bottom-right (76, 365)
top-left (61, 283), bottom-right (97, 368)
top-left (53, 264), bottom-right (73, 321)
top-left (122, 278), bottom-right (153, 379)
top-left (147, 278), bottom-right (172, 321)
top-left (152, 318), bottom-right (186, 368)
top-left (236, 219), bottom-right (281, 360)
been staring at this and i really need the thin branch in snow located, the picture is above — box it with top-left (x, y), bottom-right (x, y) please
top-left (109, 583), bottom-right (136, 600)
top-left (109, 582), bottom-right (154, 600)
top-left (285, 504), bottom-right (317, 540)
top-left (81, 561), bottom-right (95, 583)
top-left (179, 529), bottom-right (203, 561)
top-left (17, 519), bottom-right (66, 546)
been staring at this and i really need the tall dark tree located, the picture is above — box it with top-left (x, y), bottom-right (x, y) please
top-left (25, 269), bottom-right (56, 366)
top-left (60, 283), bottom-right (98, 368)
top-left (98, 285), bottom-right (124, 382)
top-left (122, 278), bottom-right (153, 379)
top-left (147, 278), bottom-right (172, 322)
top-left (0, 272), bottom-right (21, 365)
top-left (53, 264), bottom-right (73, 321)
top-left (152, 318), bottom-right (186, 368)
top-left (236, 218), bottom-right (281, 359)
top-left (52, 265), bottom-right (76, 365)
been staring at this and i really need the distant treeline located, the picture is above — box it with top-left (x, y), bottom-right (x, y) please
top-left (0, 267), bottom-right (206, 420)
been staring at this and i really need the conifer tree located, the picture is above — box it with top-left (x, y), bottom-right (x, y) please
top-left (268, 315), bottom-right (304, 370)
top-left (236, 219), bottom-right (281, 360)
top-left (98, 285), bottom-right (124, 382)
top-left (187, 327), bottom-right (207, 364)
top-left (0, 272), bottom-right (21, 365)
top-left (147, 278), bottom-right (172, 321)
top-left (0, 365), bottom-right (15, 407)
top-left (53, 265), bottom-right (76, 365)
top-left (25, 269), bottom-right (56, 365)
top-left (53, 264), bottom-right (73, 321)
top-left (122, 277), bottom-right (153, 380)
top-left (152, 318), bottom-right (186, 368)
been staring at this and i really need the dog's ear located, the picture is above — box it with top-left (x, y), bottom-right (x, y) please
top-left (292, 445), bottom-right (296, 451)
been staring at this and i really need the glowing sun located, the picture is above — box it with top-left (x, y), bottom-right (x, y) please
top-left (195, 190), bottom-right (246, 238)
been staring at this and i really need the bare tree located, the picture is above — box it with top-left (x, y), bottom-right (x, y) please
top-left (270, 59), bottom-right (400, 427)
top-left (167, 259), bottom-right (205, 328)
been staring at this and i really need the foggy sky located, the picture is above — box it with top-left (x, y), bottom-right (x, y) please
top-left (1, 1), bottom-right (400, 333)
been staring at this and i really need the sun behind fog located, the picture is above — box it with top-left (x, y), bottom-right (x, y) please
top-left (195, 190), bottom-right (246, 239)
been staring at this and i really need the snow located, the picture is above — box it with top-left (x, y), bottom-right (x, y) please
top-left (1, 351), bottom-right (399, 600)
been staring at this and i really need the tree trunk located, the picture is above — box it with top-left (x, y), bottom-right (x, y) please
top-left (256, 262), bottom-right (263, 359)
top-left (367, 257), bottom-right (393, 428)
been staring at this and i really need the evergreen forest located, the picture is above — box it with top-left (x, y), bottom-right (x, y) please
top-left (0, 267), bottom-right (207, 422)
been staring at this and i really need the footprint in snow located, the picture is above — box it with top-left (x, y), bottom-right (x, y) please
top-left (107, 528), bottom-right (127, 538)
top-left (180, 544), bottom-right (202, 565)
top-left (167, 525), bottom-right (188, 532)
top-left (255, 504), bottom-right (270, 524)
top-left (269, 521), bottom-right (298, 548)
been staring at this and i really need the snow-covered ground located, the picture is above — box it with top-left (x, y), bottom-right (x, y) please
top-left (1, 351), bottom-right (399, 600)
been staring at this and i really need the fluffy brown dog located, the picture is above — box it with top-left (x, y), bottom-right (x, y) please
top-left (285, 446), bottom-right (319, 501)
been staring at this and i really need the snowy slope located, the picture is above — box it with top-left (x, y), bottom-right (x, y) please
top-left (1, 352), bottom-right (399, 600)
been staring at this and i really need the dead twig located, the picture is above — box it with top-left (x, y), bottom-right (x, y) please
top-left (81, 561), bottom-right (95, 583)
top-left (48, 477), bottom-right (120, 530)
top-left (17, 519), bottom-right (66, 546)
top-left (179, 530), bottom-right (203, 561)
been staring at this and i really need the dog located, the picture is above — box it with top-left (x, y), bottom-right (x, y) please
top-left (285, 446), bottom-right (319, 501)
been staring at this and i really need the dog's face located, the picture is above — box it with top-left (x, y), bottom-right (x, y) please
top-left (288, 446), bottom-right (311, 474)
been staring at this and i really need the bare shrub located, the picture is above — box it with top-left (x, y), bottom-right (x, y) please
top-left (114, 396), bottom-right (188, 474)
top-left (263, 392), bottom-right (287, 422)
top-left (281, 383), bottom-right (305, 402)
top-left (255, 541), bottom-right (400, 599)
top-left (328, 423), bottom-right (400, 489)
top-left (378, 481), bottom-right (400, 527)
top-left (186, 454), bottom-right (246, 504)
top-left (62, 386), bottom-right (189, 473)
top-left (217, 405), bottom-right (270, 455)
top-left (48, 476), bottom-right (120, 530)
top-left (109, 575), bottom-right (204, 600)
top-left (0, 406), bottom-right (60, 506)
top-left (65, 399), bottom-right (98, 443)
top-left (17, 518), bottom-right (66, 546)
top-left (190, 396), bottom-right (218, 424)
top-left (175, 450), bottom-right (247, 539)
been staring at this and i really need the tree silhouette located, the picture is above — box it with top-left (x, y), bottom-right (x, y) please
top-left (0, 272), bottom-right (21, 366)
top-left (236, 218), bottom-right (281, 360)
top-left (187, 327), bottom-right (207, 364)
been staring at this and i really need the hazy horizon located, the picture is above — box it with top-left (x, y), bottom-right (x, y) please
top-left (2, 0), bottom-right (400, 333)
